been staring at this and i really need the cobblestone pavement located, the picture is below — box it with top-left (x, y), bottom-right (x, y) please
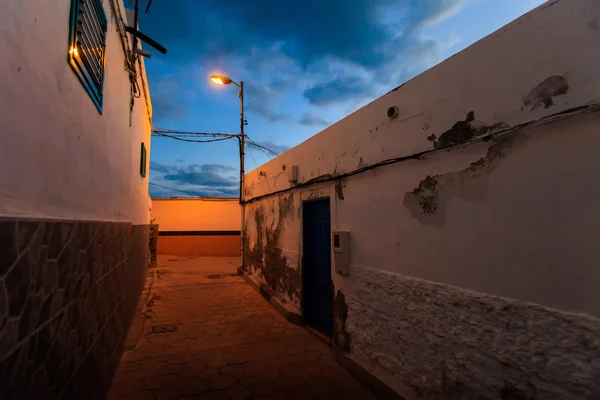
top-left (108, 256), bottom-right (377, 400)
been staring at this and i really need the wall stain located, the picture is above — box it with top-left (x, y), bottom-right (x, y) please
top-left (404, 132), bottom-right (526, 227)
top-left (428, 111), bottom-right (508, 150)
top-left (333, 290), bottom-right (350, 351)
top-left (358, 157), bottom-right (365, 168)
top-left (308, 190), bottom-right (320, 199)
top-left (335, 180), bottom-right (345, 200)
top-left (387, 82), bottom-right (406, 94)
top-left (540, 0), bottom-right (560, 10)
top-left (244, 194), bottom-right (301, 304)
top-left (522, 75), bottom-right (569, 110)
top-left (588, 20), bottom-right (598, 30)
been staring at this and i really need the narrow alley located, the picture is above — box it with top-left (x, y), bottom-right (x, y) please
top-left (108, 256), bottom-right (377, 400)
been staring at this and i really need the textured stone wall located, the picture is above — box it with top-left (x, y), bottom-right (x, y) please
top-left (0, 217), bottom-right (147, 399)
top-left (346, 266), bottom-right (600, 399)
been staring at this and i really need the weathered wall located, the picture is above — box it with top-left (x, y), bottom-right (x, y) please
top-left (347, 266), bottom-right (600, 399)
top-left (0, 0), bottom-right (153, 398)
top-left (242, 0), bottom-right (600, 398)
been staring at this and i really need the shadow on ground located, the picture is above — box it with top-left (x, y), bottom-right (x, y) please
top-left (108, 255), bottom-right (377, 400)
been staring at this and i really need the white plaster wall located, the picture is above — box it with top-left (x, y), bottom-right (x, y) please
top-left (338, 110), bottom-right (600, 316)
top-left (151, 199), bottom-right (241, 232)
top-left (245, 0), bottom-right (600, 200)
top-left (0, 0), bottom-right (152, 223)
top-left (240, 1), bottom-right (600, 396)
top-left (243, 0), bottom-right (600, 316)
top-left (129, 55), bottom-right (153, 226)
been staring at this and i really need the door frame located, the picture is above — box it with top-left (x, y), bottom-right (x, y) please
top-left (301, 197), bottom-right (334, 335)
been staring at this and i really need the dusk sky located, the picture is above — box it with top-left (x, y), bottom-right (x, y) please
top-left (140, 0), bottom-right (546, 198)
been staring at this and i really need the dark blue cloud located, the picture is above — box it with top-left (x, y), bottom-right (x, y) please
top-left (299, 113), bottom-right (331, 127)
top-left (251, 140), bottom-right (291, 155)
top-left (150, 162), bottom-right (239, 198)
top-left (141, 0), bottom-right (392, 66)
top-left (159, 163), bottom-right (236, 186)
top-left (303, 77), bottom-right (375, 106)
top-left (244, 81), bottom-right (291, 123)
top-left (140, 0), bottom-right (466, 114)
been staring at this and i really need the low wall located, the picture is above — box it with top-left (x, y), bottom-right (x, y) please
top-left (151, 198), bottom-right (241, 257)
top-left (158, 232), bottom-right (240, 257)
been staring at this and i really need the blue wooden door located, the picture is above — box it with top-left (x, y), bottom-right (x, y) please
top-left (302, 198), bottom-right (333, 337)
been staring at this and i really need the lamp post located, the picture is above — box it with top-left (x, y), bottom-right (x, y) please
top-left (210, 75), bottom-right (246, 270)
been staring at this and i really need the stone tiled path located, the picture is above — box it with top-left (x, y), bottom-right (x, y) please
top-left (108, 256), bottom-right (377, 400)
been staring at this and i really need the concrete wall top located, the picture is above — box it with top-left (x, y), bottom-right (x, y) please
top-left (151, 198), bottom-right (241, 232)
top-left (0, 0), bottom-right (152, 222)
top-left (244, 0), bottom-right (600, 198)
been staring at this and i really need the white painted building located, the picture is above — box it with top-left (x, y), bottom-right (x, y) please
top-left (0, 0), bottom-right (154, 397)
top-left (241, 0), bottom-right (600, 398)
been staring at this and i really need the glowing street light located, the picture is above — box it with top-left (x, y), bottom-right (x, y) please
top-left (209, 73), bottom-right (246, 269)
top-left (210, 75), bottom-right (234, 86)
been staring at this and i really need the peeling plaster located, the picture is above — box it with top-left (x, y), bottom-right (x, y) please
top-left (404, 132), bottom-right (527, 227)
top-left (540, 0), bottom-right (560, 10)
top-left (333, 290), bottom-right (350, 351)
top-left (335, 180), bottom-right (345, 201)
top-left (427, 111), bottom-right (508, 150)
top-left (522, 75), bottom-right (569, 110)
top-left (244, 194), bottom-right (301, 305)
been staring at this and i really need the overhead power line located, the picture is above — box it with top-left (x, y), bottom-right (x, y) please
top-left (151, 131), bottom-right (235, 143)
top-left (152, 128), bottom-right (237, 137)
top-left (247, 143), bottom-right (274, 159)
top-left (151, 128), bottom-right (283, 159)
top-left (149, 182), bottom-right (201, 197)
top-left (245, 136), bottom-right (280, 157)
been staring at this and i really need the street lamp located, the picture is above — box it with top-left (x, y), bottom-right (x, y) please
top-left (210, 74), bottom-right (246, 270)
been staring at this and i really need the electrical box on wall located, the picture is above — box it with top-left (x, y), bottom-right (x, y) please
top-left (332, 230), bottom-right (350, 276)
top-left (287, 164), bottom-right (298, 184)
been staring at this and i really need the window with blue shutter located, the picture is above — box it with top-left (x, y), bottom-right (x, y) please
top-left (68, 0), bottom-right (108, 113)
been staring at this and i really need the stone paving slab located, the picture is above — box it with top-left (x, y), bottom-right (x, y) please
top-left (108, 256), bottom-right (378, 400)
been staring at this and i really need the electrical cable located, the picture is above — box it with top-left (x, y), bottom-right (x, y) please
top-left (151, 131), bottom-right (235, 143)
top-left (247, 146), bottom-right (258, 169)
top-left (152, 128), bottom-right (238, 138)
top-left (251, 141), bottom-right (280, 156)
top-left (247, 142), bottom-right (274, 159)
top-left (149, 182), bottom-right (200, 197)
top-left (245, 136), bottom-right (280, 157)
top-left (242, 104), bottom-right (600, 205)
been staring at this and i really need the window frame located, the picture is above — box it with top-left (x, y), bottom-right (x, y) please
top-left (68, 0), bottom-right (108, 113)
